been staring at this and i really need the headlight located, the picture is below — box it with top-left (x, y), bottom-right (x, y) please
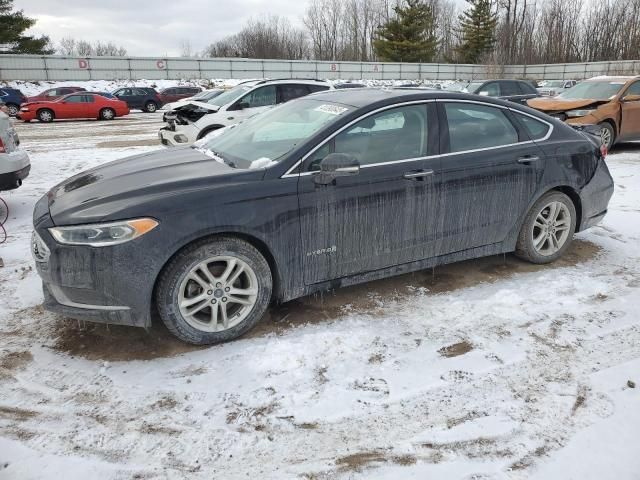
top-left (566, 109), bottom-right (596, 118)
top-left (20, 107), bottom-right (29, 112)
top-left (49, 218), bottom-right (158, 247)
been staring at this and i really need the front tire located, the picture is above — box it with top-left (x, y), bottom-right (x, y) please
top-left (144, 101), bottom-right (158, 113)
top-left (515, 191), bottom-right (576, 264)
top-left (599, 122), bottom-right (615, 150)
top-left (156, 237), bottom-right (272, 345)
top-left (37, 109), bottom-right (54, 123)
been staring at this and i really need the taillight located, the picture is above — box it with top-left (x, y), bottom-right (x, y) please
top-left (600, 144), bottom-right (608, 159)
top-left (0, 137), bottom-right (5, 153)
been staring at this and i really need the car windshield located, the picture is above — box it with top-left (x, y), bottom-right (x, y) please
top-left (464, 82), bottom-right (485, 93)
top-left (208, 85), bottom-right (252, 107)
top-left (558, 81), bottom-right (625, 100)
top-left (195, 99), bottom-right (353, 169)
top-left (193, 90), bottom-right (220, 101)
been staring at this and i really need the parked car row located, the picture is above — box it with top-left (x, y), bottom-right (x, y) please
top-left (1, 85), bottom-right (209, 122)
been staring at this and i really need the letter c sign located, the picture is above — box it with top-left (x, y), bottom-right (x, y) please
top-left (156, 60), bottom-right (166, 70)
top-left (78, 59), bottom-right (88, 69)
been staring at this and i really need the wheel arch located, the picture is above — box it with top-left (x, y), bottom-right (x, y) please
top-left (150, 230), bottom-right (281, 322)
top-left (196, 124), bottom-right (226, 140)
top-left (507, 184), bottom-right (583, 250)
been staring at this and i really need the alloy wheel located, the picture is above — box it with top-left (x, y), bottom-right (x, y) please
top-left (178, 256), bottom-right (258, 332)
top-left (7, 104), bottom-right (18, 116)
top-left (601, 126), bottom-right (613, 149)
top-left (531, 201), bottom-right (571, 256)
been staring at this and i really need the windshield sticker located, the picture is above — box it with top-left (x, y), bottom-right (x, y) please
top-left (314, 104), bottom-right (348, 115)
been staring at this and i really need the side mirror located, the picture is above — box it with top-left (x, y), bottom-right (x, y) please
top-left (622, 94), bottom-right (640, 103)
top-left (233, 101), bottom-right (250, 110)
top-left (314, 153), bottom-right (360, 185)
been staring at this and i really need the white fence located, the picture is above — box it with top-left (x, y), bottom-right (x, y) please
top-left (0, 55), bottom-right (639, 82)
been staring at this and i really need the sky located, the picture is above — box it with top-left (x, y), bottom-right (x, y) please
top-left (14, 0), bottom-right (310, 56)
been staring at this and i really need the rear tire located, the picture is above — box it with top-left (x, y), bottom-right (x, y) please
top-left (99, 108), bottom-right (115, 120)
top-left (515, 191), bottom-right (576, 264)
top-left (156, 236), bottom-right (272, 345)
top-left (144, 101), bottom-right (158, 113)
top-left (37, 109), bottom-right (54, 123)
top-left (599, 122), bottom-right (615, 150)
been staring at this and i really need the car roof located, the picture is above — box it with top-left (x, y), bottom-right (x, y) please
top-left (305, 88), bottom-right (531, 109)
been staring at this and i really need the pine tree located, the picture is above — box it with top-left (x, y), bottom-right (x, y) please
top-left (373, 0), bottom-right (438, 63)
top-left (0, 0), bottom-right (53, 54)
top-left (456, 0), bottom-right (498, 64)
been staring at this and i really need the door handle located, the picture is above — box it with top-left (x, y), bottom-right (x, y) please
top-left (403, 169), bottom-right (434, 180)
top-left (517, 156), bottom-right (541, 164)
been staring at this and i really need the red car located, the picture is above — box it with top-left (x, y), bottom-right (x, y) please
top-left (25, 86), bottom-right (86, 103)
top-left (18, 92), bottom-right (130, 123)
top-left (157, 86), bottom-right (202, 105)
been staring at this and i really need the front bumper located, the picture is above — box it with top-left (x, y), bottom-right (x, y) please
top-left (577, 158), bottom-right (614, 232)
top-left (32, 196), bottom-right (158, 328)
top-left (158, 124), bottom-right (198, 147)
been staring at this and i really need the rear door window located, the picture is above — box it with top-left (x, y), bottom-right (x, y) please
top-left (240, 85), bottom-right (277, 108)
top-left (518, 81), bottom-right (537, 94)
top-left (279, 84), bottom-right (310, 102)
top-left (515, 113), bottom-right (550, 140)
top-left (308, 84), bottom-right (330, 93)
top-left (444, 103), bottom-right (519, 152)
top-left (64, 95), bottom-right (84, 103)
top-left (500, 81), bottom-right (520, 96)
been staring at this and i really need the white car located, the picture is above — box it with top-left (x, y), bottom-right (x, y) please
top-left (159, 79), bottom-right (331, 147)
top-left (161, 89), bottom-right (224, 120)
top-left (0, 111), bottom-right (30, 191)
top-left (537, 79), bottom-right (577, 97)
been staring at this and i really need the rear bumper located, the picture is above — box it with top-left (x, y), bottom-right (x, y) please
top-left (0, 150), bottom-right (30, 190)
top-left (577, 159), bottom-right (614, 232)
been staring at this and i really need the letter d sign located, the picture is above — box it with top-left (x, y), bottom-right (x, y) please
top-left (78, 59), bottom-right (88, 69)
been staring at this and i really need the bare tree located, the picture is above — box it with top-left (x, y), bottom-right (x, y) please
top-left (58, 37), bottom-right (76, 55)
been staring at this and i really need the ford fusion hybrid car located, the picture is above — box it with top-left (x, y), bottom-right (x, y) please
top-left (32, 89), bottom-right (614, 345)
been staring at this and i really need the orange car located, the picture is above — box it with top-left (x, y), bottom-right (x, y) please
top-left (527, 75), bottom-right (640, 149)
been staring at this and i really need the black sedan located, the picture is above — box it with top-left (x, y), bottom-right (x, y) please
top-left (32, 89), bottom-right (614, 345)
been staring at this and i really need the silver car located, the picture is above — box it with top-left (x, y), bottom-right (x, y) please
top-left (537, 79), bottom-right (577, 97)
top-left (0, 111), bottom-right (30, 191)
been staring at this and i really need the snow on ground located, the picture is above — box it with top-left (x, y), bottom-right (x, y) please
top-left (0, 112), bottom-right (639, 479)
top-left (1, 78), bottom-right (453, 97)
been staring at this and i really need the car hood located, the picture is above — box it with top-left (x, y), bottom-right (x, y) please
top-left (47, 147), bottom-right (252, 225)
top-left (174, 101), bottom-right (220, 113)
top-left (527, 97), bottom-right (606, 111)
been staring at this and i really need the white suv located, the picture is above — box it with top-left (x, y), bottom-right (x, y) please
top-left (0, 111), bottom-right (30, 191)
top-left (159, 79), bottom-right (331, 147)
